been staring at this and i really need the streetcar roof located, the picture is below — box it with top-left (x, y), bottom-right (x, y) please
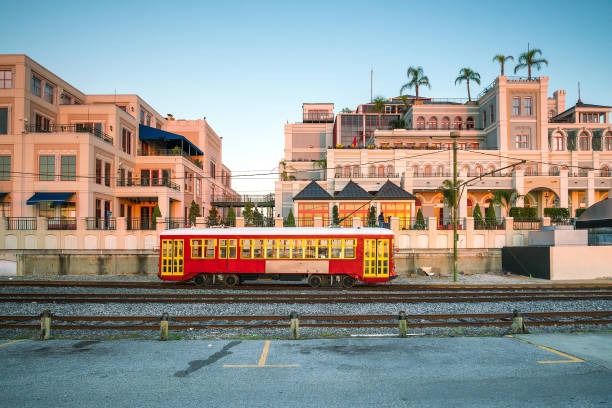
top-left (160, 227), bottom-right (395, 236)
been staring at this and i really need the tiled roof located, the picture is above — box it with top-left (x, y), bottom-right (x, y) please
top-left (375, 180), bottom-right (417, 200)
top-left (335, 181), bottom-right (373, 200)
top-left (293, 181), bottom-right (333, 200)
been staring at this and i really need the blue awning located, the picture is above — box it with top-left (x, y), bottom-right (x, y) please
top-left (26, 192), bottom-right (74, 205)
top-left (138, 125), bottom-right (204, 156)
top-left (0, 193), bottom-right (8, 198)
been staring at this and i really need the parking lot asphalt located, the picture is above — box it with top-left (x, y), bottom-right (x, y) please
top-left (0, 334), bottom-right (610, 408)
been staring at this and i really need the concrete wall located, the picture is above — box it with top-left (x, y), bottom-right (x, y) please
top-left (550, 246), bottom-right (612, 280)
top-left (395, 249), bottom-right (501, 276)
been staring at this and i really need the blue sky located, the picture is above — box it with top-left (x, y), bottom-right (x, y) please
top-left (2, 0), bottom-right (611, 193)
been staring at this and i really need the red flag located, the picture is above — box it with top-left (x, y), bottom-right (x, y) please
top-left (353, 136), bottom-right (357, 147)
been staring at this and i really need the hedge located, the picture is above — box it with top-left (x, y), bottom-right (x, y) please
top-left (509, 207), bottom-right (538, 219)
top-left (543, 207), bottom-right (570, 220)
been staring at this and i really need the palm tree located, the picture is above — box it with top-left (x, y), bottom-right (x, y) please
top-left (371, 96), bottom-right (386, 130)
top-left (440, 179), bottom-right (458, 223)
top-left (454, 68), bottom-right (481, 102)
top-left (399, 66), bottom-right (430, 100)
top-left (514, 48), bottom-right (548, 80)
top-left (279, 161), bottom-right (296, 181)
top-left (312, 158), bottom-right (327, 180)
top-left (492, 54), bottom-right (514, 76)
top-left (492, 188), bottom-right (521, 217)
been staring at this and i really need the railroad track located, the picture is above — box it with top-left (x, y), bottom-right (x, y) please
top-left (2, 280), bottom-right (612, 292)
top-left (2, 290), bottom-right (612, 304)
top-left (1, 311), bottom-right (611, 330)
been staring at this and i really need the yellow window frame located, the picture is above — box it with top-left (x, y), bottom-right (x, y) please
top-left (191, 239), bottom-right (216, 259)
top-left (343, 238), bottom-right (357, 259)
top-left (278, 239), bottom-right (291, 259)
top-left (240, 239), bottom-right (252, 259)
top-left (219, 239), bottom-right (237, 259)
top-left (161, 239), bottom-right (173, 275)
top-left (253, 239), bottom-right (265, 259)
top-left (292, 239), bottom-right (304, 259)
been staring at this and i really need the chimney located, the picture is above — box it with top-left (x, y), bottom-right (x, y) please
top-left (167, 114), bottom-right (174, 121)
top-left (553, 90), bottom-right (566, 114)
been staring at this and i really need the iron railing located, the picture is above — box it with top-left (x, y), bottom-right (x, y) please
top-left (303, 112), bottom-right (334, 123)
top-left (85, 217), bottom-right (116, 230)
top-left (210, 194), bottom-right (274, 204)
top-left (336, 173), bottom-right (401, 179)
top-left (550, 218), bottom-right (575, 226)
top-left (5, 217), bottom-right (37, 230)
top-left (398, 217), bottom-right (427, 230)
top-left (437, 218), bottom-right (466, 230)
top-left (296, 218), bottom-right (314, 227)
top-left (137, 149), bottom-right (203, 169)
top-left (116, 177), bottom-right (180, 191)
top-left (512, 218), bottom-right (541, 230)
top-left (26, 124), bottom-right (113, 145)
top-left (164, 218), bottom-right (193, 230)
top-left (474, 218), bottom-right (506, 230)
top-left (47, 217), bottom-right (77, 230)
top-left (126, 217), bottom-right (157, 231)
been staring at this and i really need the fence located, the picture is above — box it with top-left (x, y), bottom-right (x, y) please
top-left (126, 217), bottom-right (157, 231)
top-left (85, 217), bottom-right (117, 230)
top-left (474, 218), bottom-right (506, 230)
top-left (47, 218), bottom-right (77, 230)
top-left (398, 217), bottom-right (426, 230)
top-left (6, 217), bottom-right (37, 231)
top-left (513, 218), bottom-right (541, 230)
top-left (437, 218), bottom-right (466, 230)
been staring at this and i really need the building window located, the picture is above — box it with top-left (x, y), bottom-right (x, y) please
top-left (377, 166), bottom-right (385, 177)
top-left (482, 111), bottom-right (486, 128)
top-left (475, 165), bottom-right (483, 176)
top-left (0, 107), bottom-right (7, 134)
top-left (60, 156), bottom-right (76, 181)
top-left (440, 117), bottom-right (450, 129)
top-left (579, 133), bottom-right (589, 151)
top-left (139, 109), bottom-right (145, 124)
top-left (423, 165), bottom-right (431, 177)
top-left (524, 97), bottom-right (532, 115)
top-left (471, 143), bottom-right (480, 149)
top-left (35, 113), bottom-right (51, 132)
top-left (343, 166), bottom-right (351, 178)
top-left (548, 110), bottom-right (555, 120)
top-left (121, 129), bottom-right (132, 154)
top-left (386, 165), bottom-right (393, 176)
top-left (39, 156), bottom-right (55, 181)
top-left (581, 113), bottom-right (601, 123)
top-left (427, 117), bottom-right (437, 130)
top-left (95, 159), bottom-right (102, 184)
top-left (44, 84), bottom-right (54, 104)
top-left (60, 93), bottom-right (72, 105)
top-left (416, 117), bottom-right (425, 129)
top-left (0, 156), bottom-right (10, 180)
top-left (512, 97), bottom-right (520, 115)
top-left (352, 165), bottom-right (360, 178)
top-left (210, 161), bottom-right (216, 179)
top-left (524, 167), bottom-right (532, 176)
top-left (466, 117), bottom-right (474, 130)
top-left (368, 166), bottom-right (375, 177)
top-left (490, 105), bottom-right (494, 123)
top-left (335, 166), bottom-right (341, 178)
top-left (146, 114), bottom-right (151, 126)
top-left (549, 166), bottom-right (559, 176)
top-left (553, 134), bottom-right (565, 151)
top-left (31, 75), bottom-right (41, 97)
top-left (453, 117), bottom-right (462, 129)
top-left (104, 162), bottom-right (111, 187)
top-left (602, 166), bottom-right (610, 177)
top-left (515, 134), bottom-right (528, 149)
top-left (605, 135), bottom-right (612, 150)
top-left (0, 71), bottom-right (12, 89)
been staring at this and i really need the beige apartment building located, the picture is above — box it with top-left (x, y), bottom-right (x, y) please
top-left (0, 54), bottom-right (238, 249)
top-left (276, 76), bottom-right (612, 246)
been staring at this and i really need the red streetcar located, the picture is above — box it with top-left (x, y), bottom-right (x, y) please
top-left (158, 227), bottom-right (395, 287)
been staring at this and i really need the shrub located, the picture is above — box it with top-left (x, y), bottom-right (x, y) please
top-left (332, 205), bottom-right (339, 226)
top-left (285, 210), bottom-right (295, 227)
top-left (575, 208), bottom-right (586, 218)
top-left (543, 207), bottom-right (570, 221)
top-left (368, 206), bottom-right (376, 227)
top-left (414, 208), bottom-right (426, 229)
top-left (472, 203), bottom-right (483, 223)
top-left (509, 207), bottom-right (538, 219)
top-left (485, 204), bottom-right (497, 225)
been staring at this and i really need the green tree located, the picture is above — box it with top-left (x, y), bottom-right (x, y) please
top-left (368, 206), bottom-right (376, 227)
top-left (225, 206), bottom-right (236, 226)
top-left (473, 203), bottom-right (483, 223)
top-left (189, 200), bottom-right (201, 225)
top-left (252, 209), bottom-right (263, 226)
top-left (206, 206), bottom-right (219, 226)
top-left (341, 107), bottom-right (352, 113)
top-left (371, 96), bottom-right (387, 130)
top-left (514, 47), bottom-right (548, 80)
top-left (279, 161), bottom-right (296, 181)
top-left (152, 204), bottom-right (162, 218)
top-left (285, 209), bottom-right (295, 227)
top-left (312, 158), bottom-right (327, 180)
top-left (492, 54), bottom-right (514, 76)
top-left (243, 201), bottom-right (254, 226)
top-left (400, 66), bottom-right (430, 100)
top-left (455, 67), bottom-right (481, 102)
top-left (440, 179), bottom-right (458, 222)
top-left (415, 208), bottom-right (425, 229)
top-left (485, 204), bottom-right (497, 226)
top-left (332, 205), bottom-right (339, 226)
top-left (493, 189), bottom-right (520, 217)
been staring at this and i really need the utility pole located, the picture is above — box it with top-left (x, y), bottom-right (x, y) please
top-left (450, 132), bottom-right (459, 282)
top-left (370, 69), bottom-right (373, 103)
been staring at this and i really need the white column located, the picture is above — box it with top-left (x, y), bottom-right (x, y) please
top-left (586, 170), bottom-right (595, 207)
top-left (459, 186), bottom-right (468, 218)
top-left (512, 170), bottom-right (525, 206)
top-left (559, 169), bottom-right (569, 208)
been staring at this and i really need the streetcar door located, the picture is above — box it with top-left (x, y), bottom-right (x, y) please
top-left (363, 239), bottom-right (389, 279)
top-left (161, 239), bottom-right (183, 276)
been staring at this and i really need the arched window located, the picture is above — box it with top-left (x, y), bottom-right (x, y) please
top-left (601, 166), bottom-right (609, 177)
top-left (427, 117), bottom-right (437, 130)
top-left (475, 165), bottom-right (483, 176)
top-left (524, 166), bottom-right (532, 176)
top-left (416, 117), bottom-right (425, 129)
top-left (466, 117), bottom-right (474, 129)
top-left (579, 132), bottom-right (590, 151)
top-left (352, 165), bottom-right (360, 178)
top-left (377, 165), bottom-right (385, 177)
top-left (553, 132), bottom-right (565, 151)
top-left (343, 166), bottom-right (351, 178)
top-left (453, 117), bottom-right (463, 129)
top-left (462, 165), bottom-right (470, 176)
top-left (386, 165), bottom-right (394, 177)
top-left (369, 165), bottom-right (375, 177)
top-left (412, 165), bottom-right (419, 177)
top-left (549, 166), bottom-right (559, 176)
top-left (424, 165), bottom-right (431, 177)
top-left (437, 165), bottom-right (444, 176)
top-left (440, 117), bottom-right (450, 129)
top-left (514, 165), bottom-right (521, 171)
top-left (335, 166), bottom-right (342, 178)
top-left (487, 165), bottom-right (495, 175)
top-left (605, 133), bottom-right (612, 150)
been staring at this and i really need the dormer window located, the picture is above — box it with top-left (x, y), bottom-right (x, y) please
top-left (581, 113), bottom-right (605, 123)
top-left (579, 132), bottom-right (589, 151)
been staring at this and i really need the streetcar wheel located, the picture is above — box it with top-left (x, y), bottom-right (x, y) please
top-left (342, 275), bottom-right (356, 288)
top-left (308, 275), bottom-right (322, 288)
top-left (194, 274), bottom-right (206, 287)
top-left (224, 274), bottom-right (239, 287)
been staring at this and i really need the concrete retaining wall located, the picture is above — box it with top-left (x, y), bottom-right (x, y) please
top-left (395, 249), bottom-right (502, 277)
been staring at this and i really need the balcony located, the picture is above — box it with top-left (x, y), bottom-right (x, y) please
top-left (5, 217), bottom-right (37, 231)
top-left (47, 217), bottom-right (77, 230)
top-left (303, 112), bottom-right (334, 123)
top-left (117, 176), bottom-right (180, 191)
top-left (86, 217), bottom-right (116, 230)
top-left (126, 217), bottom-right (156, 231)
top-left (336, 173), bottom-right (401, 179)
top-left (138, 148), bottom-right (203, 169)
top-left (26, 124), bottom-right (113, 145)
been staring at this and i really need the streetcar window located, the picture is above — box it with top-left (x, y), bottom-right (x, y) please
top-left (343, 239), bottom-right (356, 259)
top-left (330, 239), bottom-right (342, 259)
top-left (305, 239), bottom-right (316, 259)
top-left (220, 239), bottom-right (237, 259)
top-left (191, 239), bottom-right (204, 258)
top-left (265, 240), bottom-right (277, 258)
top-left (241, 240), bottom-right (252, 259)
top-left (278, 239), bottom-right (291, 259)
top-left (253, 239), bottom-right (265, 259)
top-left (292, 239), bottom-right (304, 259)
top-left (204, 239), bottom-right (216, 259)
top-left (317, 239), bottom-right (329, 259)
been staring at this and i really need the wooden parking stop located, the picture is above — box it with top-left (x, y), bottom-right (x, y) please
top-left (398, 311), bottom-right (407, 338)
top-left (160, 313), bottom-right (169, 341)
top-left (506, 309), bottom-right (529, 334)
top-left (289, 311), bottom-right (299, 340)
top-left (39, 309), bottom-right (51, 340)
